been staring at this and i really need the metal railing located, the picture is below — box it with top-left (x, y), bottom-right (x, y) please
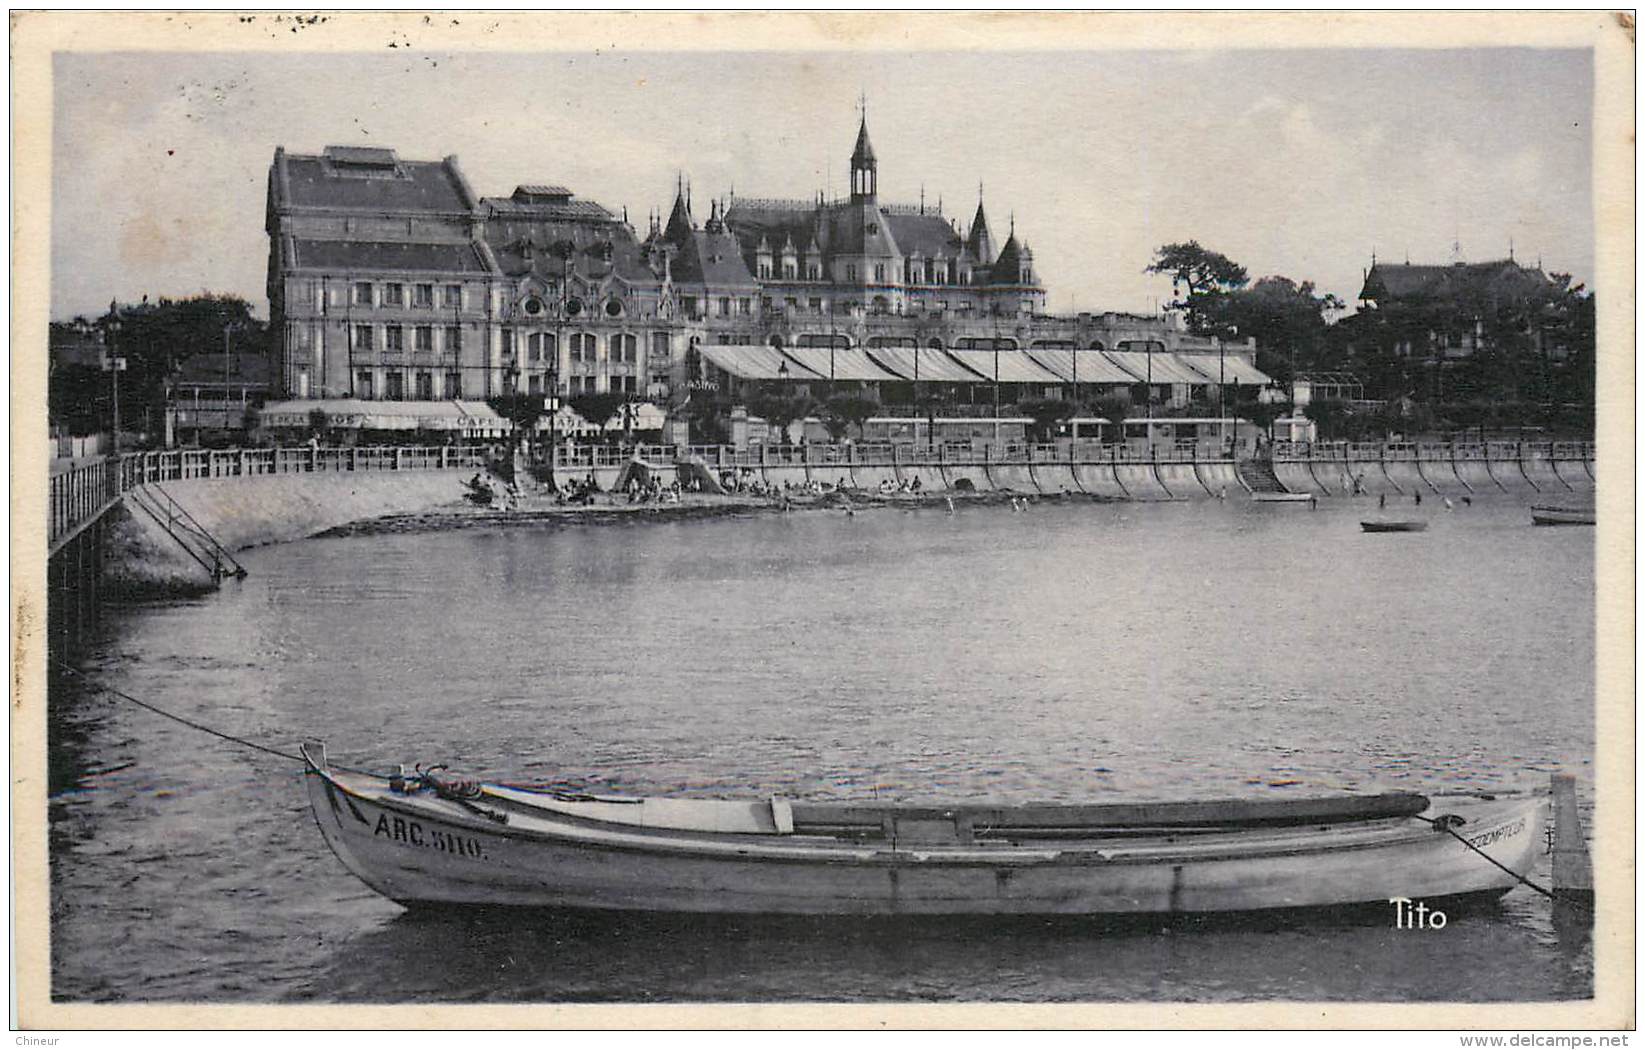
top-left (1267, 440), bottom-right (1592, 462)
top-left (49, 444), bottom-right (493, 556)
top-left (50, 437), bottom-right (1598, 552)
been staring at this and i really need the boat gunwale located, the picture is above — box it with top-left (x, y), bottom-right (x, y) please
top-left (309, 766), bottom-right (1541, 870)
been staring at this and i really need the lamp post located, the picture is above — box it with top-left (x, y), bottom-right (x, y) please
top-left (222, 320), bottom-right (244, 441)
top-left (1218, 337), bottom-right (1227, 453)
top-left (104, 302), bottom-right (125, 456)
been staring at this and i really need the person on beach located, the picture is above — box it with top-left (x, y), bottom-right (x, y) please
top-left (1379, 493), bottom-right (1386, 509)
top-left (1414, 491), bottom-right (1422, 506)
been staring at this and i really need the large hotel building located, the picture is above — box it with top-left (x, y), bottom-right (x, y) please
top-left (263, 114), bottom-right (1266, 432)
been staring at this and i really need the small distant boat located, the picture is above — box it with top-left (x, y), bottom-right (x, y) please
top-left (1531, 506), bottom-right (1595, 527)
top-left (1252, 492), bottom-right (1316, 504)
top-left (303, 743), bottom-right (1546, 917)
top-left (1361, 519), bottom-right (1428, 533)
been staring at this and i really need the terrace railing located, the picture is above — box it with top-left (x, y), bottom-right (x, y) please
top-left (49, 444), bottom-right (493, 556)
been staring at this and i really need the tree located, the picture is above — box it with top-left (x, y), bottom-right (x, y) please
top-left (1089, 393), bottom-right (1132, 444)
top-left (1212, 276), bottom-right (1345, 384)
top-left (748, 391), bottom-right (815, 445)
top-left (488, 393), bottom-right (548, 448)
top-left (1016, 397), bottom-right (1075, 443)
top-left (51, 293), bottom-right (268, 441)
top-left (824, 395), bottom-right (877, 441)
top-left (1145, 242), bottom-right (1249, 334)
top-left (1302, 398), bottom-right (1348, 441)
top-left (568, 392), bottom-right (624, 441)
top-left (682, 394), bottom-right (732, 445)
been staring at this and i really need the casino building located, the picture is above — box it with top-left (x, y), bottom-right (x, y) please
top-left (263, 113), bottom-right (1266, 437)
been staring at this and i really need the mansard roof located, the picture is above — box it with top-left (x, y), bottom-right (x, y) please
top-left (884, 211), bottom-right (966, 259)
top-left (275, 147), bottom-right (476, 214)
top-left (287, 239), bottom-right (493, 273)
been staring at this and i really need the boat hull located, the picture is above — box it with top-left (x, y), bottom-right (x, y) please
top-left (1361, 520), bottom-right (1428, 533)
top-left (305, 762), bottom-right (1546, 917)
top-left (1532, 509), bottom-right (1595, 526)
top-left (1252, 492), bottom-right (1316, 504)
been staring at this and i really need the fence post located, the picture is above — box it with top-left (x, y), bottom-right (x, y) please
top-left (394, 447), bottom-right (403, 470)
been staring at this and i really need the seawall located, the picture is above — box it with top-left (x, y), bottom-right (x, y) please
top-left (109, 469), bottom-right (475, 596)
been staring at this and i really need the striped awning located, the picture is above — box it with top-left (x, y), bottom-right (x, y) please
top-left (946, 349), bottom-right (1064, 384)
top-left (863, 346), bottom-right (989, 382)
top-left (779, 346), bottom-right (903, 382)
top-left (1024, 348), bottom-right (1138, 384)
top-left (1176, 353), bottom-right (1272, 385)
top-left (698, 344), bottom-right (822, 381)
top-left (1100, 351), bottom-right (1215, 386)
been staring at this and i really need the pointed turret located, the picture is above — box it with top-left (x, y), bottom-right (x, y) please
top-left (966, 195), bottom-right (993, 264)
top-left (664, 180), bottom-right (694, 244)
top-left (992, 230), bottom-right (1025, 285)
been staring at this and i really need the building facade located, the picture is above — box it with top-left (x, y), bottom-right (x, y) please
top-left (265, 116), bottom-right (1263, 421)
top-left (1355, 257), bottom-right (1572, 361)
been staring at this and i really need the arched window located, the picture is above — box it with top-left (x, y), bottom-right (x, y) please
top-left (1089, 340), bottom-right (1106, 351)
top-left (528, 332), bottom-right (556, 362)
top-left (611, 333), bottom-right (637, 364)
top-left (927, 338), bottom-right (943, 350)
top-left (570, 332), bottom-right (596, 363)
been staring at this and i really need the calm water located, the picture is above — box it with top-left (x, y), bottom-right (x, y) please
top-left (49, 495), bottom-right (1595, 1003)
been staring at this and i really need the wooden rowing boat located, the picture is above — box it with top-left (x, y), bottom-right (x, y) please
top-left (1361, 519), bottom-right (1428, 533)
top-left (302, 744), bottom-right (1546, 917)
top-left (1252, 492), bottom-right (1316, 504)
top-left (1531, 506), bottom-right (1595, 526)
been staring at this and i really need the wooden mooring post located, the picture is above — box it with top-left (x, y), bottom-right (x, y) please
top-left (1549, 772), bottom-right (1594, 905)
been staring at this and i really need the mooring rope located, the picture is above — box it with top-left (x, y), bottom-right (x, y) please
top-left (48, 657), bottom-right (390, 777)
top-left (1416, 812), bottom-right (1593, 914)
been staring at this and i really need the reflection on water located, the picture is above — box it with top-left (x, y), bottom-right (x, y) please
top-left (291, 896), bottom-right (1593, 1004)
top-left (49, 496), bottom-right (1594, 1002)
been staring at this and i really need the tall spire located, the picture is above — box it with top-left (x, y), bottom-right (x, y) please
top-left (849, 103), bottom-right (877, 199)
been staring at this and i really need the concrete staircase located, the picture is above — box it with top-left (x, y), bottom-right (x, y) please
top-left (1237, 458), bottom-right (1288, 494)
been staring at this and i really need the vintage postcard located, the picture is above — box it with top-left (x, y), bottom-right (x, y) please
top-left (10, 10), bottom-right (1634, 1032)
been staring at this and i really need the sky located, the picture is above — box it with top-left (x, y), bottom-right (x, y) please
top-left (50, 47), bottom-right (1593, 321)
